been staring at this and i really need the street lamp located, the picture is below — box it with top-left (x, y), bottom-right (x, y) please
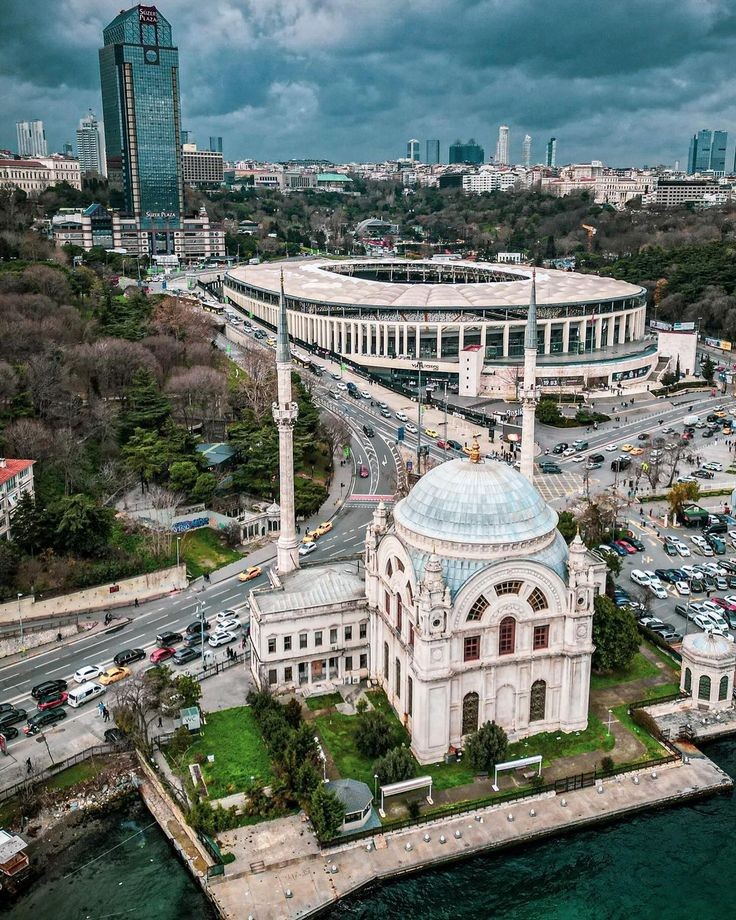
top-left (176, 536), bottom-right (181, 569)
top-left (373, 772), bottom-right (379, 801)
top-left (198, 601), bottom-right (208, 671)
top-left (17, 594), bottom-right (23, 647)
top-left (607, 709), bottom-right (613, 735)
top-left (416, 361), bottom-right (425, 472)
top-left (340, 482), bottom-right (345, 501)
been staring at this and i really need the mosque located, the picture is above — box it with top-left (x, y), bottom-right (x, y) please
top-left (248, 272), bottom-right (606, 764)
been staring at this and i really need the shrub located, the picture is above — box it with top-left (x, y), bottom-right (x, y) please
top-left (169, 725), bottom-right (193, 758)
top-left (601, 755), bottom-right (615, 775)
top-left (407, 799), bottom-right (421, 819)
top-left (374, 746), bottom-right (417, 785)
top-left (465, 721), bottom-right (509, 773)
top-left (309, 783), bottom-right (345, 841)
top-left (354, 709), bottom-right (396, 758)
top-left (193, 752), bottom-right (207, 765)
top-left (283, 698), bottom-right (303, 729)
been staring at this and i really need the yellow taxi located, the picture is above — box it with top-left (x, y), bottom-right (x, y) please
top-left (302, 533), bottom-right (317, 544)
top-left (620, 444), bottom-right (634, 452)
top-left (312, 521), bottom-right (333, 537)
top-left (98, 666), bottom-right (131, 686)
top-left (238, 566), bottom-right (262, 582)
top-left (724, 426), bottom-right (732, 435)
top-left (629, 447), bottom-right (644, 456)
top-left (424, 428), bottom-right (439, 439)
top-left (266, 337), bottom-right (276, 347)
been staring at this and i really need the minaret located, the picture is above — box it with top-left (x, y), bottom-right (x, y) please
top-left (520, 270), bottom-right (539, 485)
top-left (272, 270), bottom-right (300, 575)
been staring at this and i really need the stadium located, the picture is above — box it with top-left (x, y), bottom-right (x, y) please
top-left (222, 259), bottom-right (655, 396)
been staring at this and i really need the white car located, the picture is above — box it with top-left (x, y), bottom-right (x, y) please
top-left (572, 454), bottom-right (586, 463)
top-left (703, 461), bottom-right (723, 472)
top-left (673, 542), bottom-right (691, 557)
top-left (395, 411), bottom-right (409, 422)
top-left (330, 371), bottom-right (340, 380)
top-left (73, 665), bottom-right (104, 684)
top-left (405, 423), bottom-right (418, 433)
top-left (299, 542), bottom-right (317, 556)
top-left (707, 611), bottom-right (730, 632)
top-left (360, 390), bottom-right (371, 399)
top-left (336, 382), bottom-right (348, 391)
top-left (649, 583), bottom-right (668, 600)
top-left (681, 565), bottom-right (698, 577)
top-left (677, 476), bottom-right (697, 484)
top-left (701, 601), bottom-right (724, 616)
top-left (562, 447), bottom-right (576, 457)
top-left (217, 617), bottom-right (242, 632)
top-left (691, 535), bottom-right (707, 547)
top-left (630, 569), bottom-right (651, 586)
top-left (215, 609), bottom-right (239, 623)
top-left (692, 613), bottom-right (715, 631)
top-left (208, 630), bottom-right (238, 648)
top-left (644, 570), bottom-right (661, 584)
top-left (675, 581), bottom-right (690, 596)
top-left (724, 595), bottom-right (736, 606)
top-left (697, 545), bottom-right (714, 557)
top-left (605, 443), bottom-right (618, 452)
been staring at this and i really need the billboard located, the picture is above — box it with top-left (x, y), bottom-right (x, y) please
top-left (705, 337), bottom-right (732, 352)
top-left (650, 320), bottom-right (672, 331)
top-left (672, 322), bottom-right (696, 332)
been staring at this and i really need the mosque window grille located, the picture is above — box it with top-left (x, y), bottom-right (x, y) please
top-left (495, 580), bottom-right (523, 597)
top-left (467, 595), bottom-right (489, 622)
top-left (499, 617), bottom-right (516, 655)
top-left (528, 587), bottom-right (548, 612)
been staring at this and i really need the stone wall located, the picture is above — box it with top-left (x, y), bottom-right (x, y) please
top-left (0, 564), bottom-right (187, 627)
top-left (0, 622), bottom-right (78, 658)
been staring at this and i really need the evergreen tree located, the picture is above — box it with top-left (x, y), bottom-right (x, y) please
top-left (54, 494), bottom-right (113, 557)
top-left (122, 428), bottom-right (167, 492)
top-left (119, 368), bottom-right (171, 440)
top-left (309, 784), bottom-right (345, 840)
top-left (465, 721), bottom-right (508, 773)
top-left (8, 492), bottom-right (54, 555)
top-left (374, 746), bottom-right (417, 785)
top-left (592, 594), bottom-right (639, 673)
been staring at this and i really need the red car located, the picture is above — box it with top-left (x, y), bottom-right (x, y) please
top-left (712, 597), bottom-right (736, 613)
top-left (437, 439), bottom-right (449, 450)
top-left (37, 691), bottom-right (69, 711)
top-left (150, 646), bottom-right (175, 664)
top-left (359, 464), bottom-right (369, 479)
top-left (615, 540), bottom-right (637, 554)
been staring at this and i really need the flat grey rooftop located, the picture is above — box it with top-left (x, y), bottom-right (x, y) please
top-left (253, 562), bottom-right (366, 615)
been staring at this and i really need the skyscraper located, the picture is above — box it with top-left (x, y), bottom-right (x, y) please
top-left (426, 139), bottom-right (440, 165)
top-left (407, 138), bottom-right (420, 162)
top-left (99, 4), bottom-right (184, 248)
top-left (546, 137), bottom-right (557, 168)
top-left (76, 110), bottom-right (106, 177)
top-left (181, 129), bottom-right (194, 145)
top-left (686, 129), bottom-right (726, 174)
top-left (209, 136), bottom-right (223, 154)
top-left (16, 120), bottom-right (47, 158)
top-left (522, 134), bottom-right (532, 168)
top-left (495, 125), bottom-right (509, 165)
top-left (449, 139), bottom-right (484, 165)
top-left (711, 131), bottom-right (728, 174)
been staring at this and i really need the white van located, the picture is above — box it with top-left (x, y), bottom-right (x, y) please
top-left (67, 681), bottom-right (106, 708)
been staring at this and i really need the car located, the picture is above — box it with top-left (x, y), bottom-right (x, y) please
top-left (620, 444), bottom-right (634, 452)
top-left (589, 454), bottom-right (605, 463)
top-left (378, 401), bottom-right (389, 410)
top-left (677, 476), bottom-right (698, 484)
top-left (208, 630), bottom-right (238, 648)
top-left (0, 703), bottom-right (15, 715)
top-left (702, 429), bottom-right (714, 438)
top-left (0, 709), bottom-right (27, 729)
top-left (673, 542), bottom-right (691, 557)
top-left (693, 469), bottom-right (715, 479)
top-left (649, 583), bottom-right (668, 599)
top-left (611, 457), bottom-right (632, 471)
top-left (73, 665), bottom-right (104, 684)
top-left (113, 648), bottom-right (146, 667)
top-left (697, 545), bottom-right (715, 557)
top-left (313, 522), bottom-right (333, 537)
top-left (630, 570), bottom-right (651, 586)
top-left (605, 444), bottom-right (618, 452)
top-left (217, 616), bottom-right (242, 631)
top-left (183, 631), bottom-right (210, 648)
top-left (630, 447), bottom-right (644, 456)
top-left (607, 542), bottom-right (628, 556)
top-left (238, 566), bottom-right (262, 582)
top-left (716, 576), bottom-right (729, 590)
top-left (424, 428), bottom-right (439, 439)
top-left (186, 619), bottom-right (211, 634)
top-left (437, 439), bottom-right (450, 450)
top-left (98, 666), bottom-right (131, 686)
top-left (23, 708), bottom-right (67, 735)
top-left (654, 568), bottom-right (677, 583)
top-left (405, 423), bottom-right (417, 433)
top-left (702, 461), bottom-right (723, 472)
top-left (396, 411), bottom-right (409, 422)
top-left (706, 610), bottom-right (730, 632)
top-left (615, 540), bottom-right (637, 554)
top-left (31, 679), bottom-right (68, 700)
top-left (104, 728), bottom-right (129, 744)
top-left (662, 426), bottom-right (675, 434)
top-left (663, 542), bottom-right (678, 557)
top-left (336, 382), bottom-right (348, 391)
top-left (173, 647), bottom-right (200, 666)
top-left (639, 616), bottom-right (665, 630)
top-left (0, 726), bottom-right (19, 741)
top-left (359, 464), bottom-right (369, 478)
top-left (150, 647), bottom-right (176, 664)
top-left (691, 613), bottom-right (716, 631)
top-left (675, 581), bottom-right (690, 595)
top-left (299, 542), bottom-right (317, 557)
top-left (572, 454), bottom-right (586, 463)
top-left (552, 443), bottom-right (568, 454)
top-left (542, 465), bottom-right (562, 474)
top-left (562, 447), bottom-right (576, 457)
top-left (363, 425), bottom-right (375, 438)
top-left (637, 432), bottom-right (650, 441)
top-left (658, 629), bottom-right (684, 644)
top-left (446, 439), bottom-right (463, 451)
top-left (586, 461), bottom-right (602, 470)
top-left (37, 691), bottom-right (69, 711)
top-left (156, 631), bottom-right (183, 648)
top-left (360, 390), bottom-right (371, 399)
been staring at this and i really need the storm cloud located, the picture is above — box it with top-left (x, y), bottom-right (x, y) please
top-left (2, 0), bottom-right (736, 166)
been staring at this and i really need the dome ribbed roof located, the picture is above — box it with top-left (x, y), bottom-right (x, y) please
top-left (683, 631), bottom-right (736, 660)
top-left (394, 458), bottom-right (558, 546)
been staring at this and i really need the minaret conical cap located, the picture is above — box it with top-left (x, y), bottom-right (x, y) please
top-left (524, 269), bottom-right (537, 350)
top-left (276, 268), bottom-right (290, 363)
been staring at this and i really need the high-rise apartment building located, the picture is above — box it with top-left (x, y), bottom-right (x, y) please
top-left (686, 129), bottom-right (727, 174)
top-left (76, 110), bottom-right (106, 176)
top-left (99, 4), bottom-right (184, 244)
top-left (407, 138), bottom-right (420, 162)
top-left (209, 136), bottom-right (223, 154)
top-left (181, 129), bottom-right (195, 144)
top-left (426, 139), bottom-right (440, 165)
top-left (522, 134), bottom-right (532, 168)
top-left (182, 144), bottom-right (224, 186)
top-left (495, 125), bottom-right (509, 165)
top-left (16, 120), bottom-right (47, 158)
top-left (546, 137), bottom-right (557, 168)
top-left (449, 139), bottom-right (485, 165)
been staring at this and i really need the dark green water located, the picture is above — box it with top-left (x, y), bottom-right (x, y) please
top-left (326, 738), bottom-right (736, 920)
top-left (9, 798), bottom-right (215, 920)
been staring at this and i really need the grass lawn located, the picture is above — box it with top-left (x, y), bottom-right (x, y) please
top-left (613, 703), bottom-right (669, 761)
top-left (175, 707), bottom-right (273, 799)
top-left (506, 712), bottom-right (615, 766)
top-left (43, 758), bottom-right (109, 792)
top-left (180, 528), bottom-right (242, 578)
top-left (643, 681), bottom-right (681, 701)
top-left (315, 710), bottom-right (376, 788)
top-left (305, 692), bottom-right (344, 711)
top-left (590, 652), bottom-right (659, 690)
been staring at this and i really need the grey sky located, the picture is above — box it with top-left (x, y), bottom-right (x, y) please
top-left (2, 0), bottom-right (735, 166)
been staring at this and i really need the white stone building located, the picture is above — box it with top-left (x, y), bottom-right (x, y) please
top-left (0, 459), bottom-right (35, 541)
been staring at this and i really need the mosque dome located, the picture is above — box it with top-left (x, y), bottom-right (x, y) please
top-left (683, 631), bottom-right (736, 661)
top-left (394, 457), bottom-right (558, 547)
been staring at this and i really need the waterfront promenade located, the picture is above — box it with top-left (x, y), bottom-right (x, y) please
top-left (207, 750), bottom-right (731, 920)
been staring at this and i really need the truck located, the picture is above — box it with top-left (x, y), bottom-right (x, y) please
top-left (684, 414), bottom-right (699, 426)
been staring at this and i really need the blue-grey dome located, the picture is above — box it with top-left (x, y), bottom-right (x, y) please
top-left (394, 457), bottom-right (558, 546)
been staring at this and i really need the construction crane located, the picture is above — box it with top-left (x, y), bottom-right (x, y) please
top-left (580, 223), bottom-right (597, 251)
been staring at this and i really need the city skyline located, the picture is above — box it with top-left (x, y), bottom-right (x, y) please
top-left (4, 1), bottom-right (736, 166)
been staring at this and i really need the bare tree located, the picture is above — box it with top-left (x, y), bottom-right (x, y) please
top-left (166, 365), bottom-right (228, 436)
top-left (145, 485), bottom-right (185, 559)
top-left (321, 414), bottom-right (351, 458)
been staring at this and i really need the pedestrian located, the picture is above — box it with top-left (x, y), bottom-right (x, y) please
top-left (639, 507), bottom-right (644, 517)
top-left (158, 716), bottom-right (163, 729)
top-left (98, 701), bottom-right (105, 717)
top-left (103, 706), bottom-right (110, 723)
top-left (25, 757), bottom-right (32, 775)
top-left (296, 524), bottom-right (301, 534)
top-left (241, 636), bottom-right (246, 650)
top-left (134, 598), bottom-right (139, 608)
top-left (57, 631), bottom-right (62, 642)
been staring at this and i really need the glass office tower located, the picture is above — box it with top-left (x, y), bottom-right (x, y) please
top-left (99, 4), bottom-right (183, 250)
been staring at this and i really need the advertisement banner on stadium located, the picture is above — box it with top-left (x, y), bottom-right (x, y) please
top-left (650, 320), bottom-right (672, 331)
top-left (705, 337), bottom-right (732, 352)
top-left (672, 322), bottom-right (696, 332)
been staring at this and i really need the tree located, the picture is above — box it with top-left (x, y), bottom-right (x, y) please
top-left (592, 594), bottom-right (639, 673)
top-left (557, 511), bottom-right (577, 543)
top-left (374, 746), bottom-right (417, 785)
top-left (667, 481), bottom-right (700, 519)
top-left (354, 708), bottom-right (397, 758)
top-left (168, 461), bottom-right (199, 493)
top-left (465, 721), bottom-right (508, 773)
top-left (112, 668), bottom-right (174, 751)
top-left (122, 428), bottom-right (166, 492)
top-left (54, 494), bottom-right (113, 557)
top-left (8, 493), bottom-right (54, 554)
top-left (174, 673), bottom-right (202, 709)
top-left (701, 354), bottom-right (715, 385)
top-left (191, 472), bottom-right (217, 505)
top-left (309, 783), bottom-right (345, 840)
top-left (119, 368), bottom-right (171, 439)
top-left (536, 399), bottom-right (563, 425)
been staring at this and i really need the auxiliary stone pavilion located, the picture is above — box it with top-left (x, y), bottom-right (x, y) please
top-left (249, 272), bottom-right (606, 763)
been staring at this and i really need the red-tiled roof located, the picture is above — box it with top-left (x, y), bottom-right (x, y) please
top-left (0, 459), bottom-right (34, 487)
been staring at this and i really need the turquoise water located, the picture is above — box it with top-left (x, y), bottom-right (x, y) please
top-left (9, 799), bottom-right (215, 920)
top-left (326, 739), bottom-right (736, 920)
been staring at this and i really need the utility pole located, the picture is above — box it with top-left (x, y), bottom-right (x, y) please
top-left (443, 381), bottom-right (449, 448)
top-left (416, 361), bottom-right (424, 473)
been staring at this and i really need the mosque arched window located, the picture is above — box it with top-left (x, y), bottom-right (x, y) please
top-left (386, 560), bottom-right (393, 578)
top-left (530, 680), bottom-right (546, 722)
top-left (683, 667), bottom-right (692, 694)
top-left (462, 692), bottom-right (479, 735)
top-left (495, 581), bottom-right (523, 597)
top-left (528, 587), bottom-right (547, 613)
top-left (719, 675), bottom-right (729, 701)
top-left (467, 595), bottom-right (489, 622)
top-left (499, 617), bottom-right (516, 655)
top-left (698, 674), bottom-right (711, 701)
